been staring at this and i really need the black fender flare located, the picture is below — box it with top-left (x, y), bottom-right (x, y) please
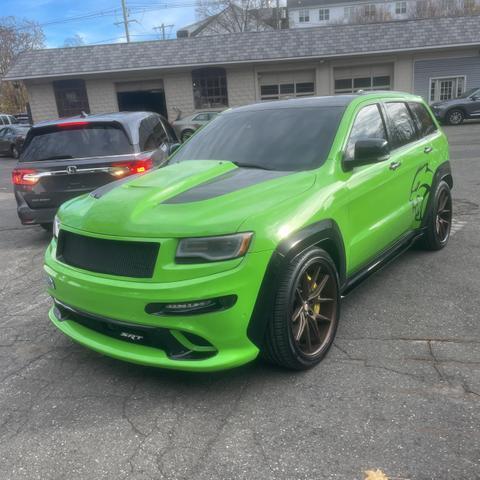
top-left (421, 160), bottom-right (453, 229)
top-left (247, 219), bottom-right (346, 349)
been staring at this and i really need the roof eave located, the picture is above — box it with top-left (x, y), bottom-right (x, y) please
top-left (5, 41), bottom-right (480, 82)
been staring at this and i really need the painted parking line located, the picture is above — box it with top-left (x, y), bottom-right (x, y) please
top-left (450, 218), bottom-right (467, 236)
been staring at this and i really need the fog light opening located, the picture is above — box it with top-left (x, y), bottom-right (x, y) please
top-left (145, 295), bottom-right (237, 316)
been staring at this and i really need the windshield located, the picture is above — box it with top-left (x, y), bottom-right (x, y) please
top-left (459, 88), bottom-right (480, 99)
top-left (172, 106), bottom-right (345, 171)
top-left (21, 124), bottom-right (133, 162)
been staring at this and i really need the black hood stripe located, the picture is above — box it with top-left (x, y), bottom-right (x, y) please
top-left (162, 168), bottom-right (291, 204)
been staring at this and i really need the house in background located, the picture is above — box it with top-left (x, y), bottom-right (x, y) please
top-left (288, 0), bottom-right (479, 28)
top-left (4, 15), bottom-right (480, 125)
top-left (177, 3), bottom-right (288, 38)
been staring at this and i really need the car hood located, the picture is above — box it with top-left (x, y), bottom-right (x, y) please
top-left (59, 160), bottom-right (316, 238)
top-left (431, 98), bottom-right (464, 108)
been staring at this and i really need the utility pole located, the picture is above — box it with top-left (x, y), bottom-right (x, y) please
top-left (154, 23), bottom-right (174, 40)
top-left (114, 0), bottom-right (131, 42)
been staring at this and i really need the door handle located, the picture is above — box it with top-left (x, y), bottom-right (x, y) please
top-left (389, 161), bottom-right (401, 171)
top-left (424, 146), bottom-right (433, 154)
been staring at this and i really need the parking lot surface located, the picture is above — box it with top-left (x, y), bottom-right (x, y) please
top-left (0, 125), bottom-right (479, 480)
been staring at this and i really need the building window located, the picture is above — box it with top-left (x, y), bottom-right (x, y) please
top-left (299, 9), bottom-right (310, 22)
top-left (364, 4), bottom-right (376, 18)
top-left (430, 77), bottom-right (465, 103)
top-left (53, 79), bottom-right (90, 117)
top-left (344, 6), bottom-right (356, 18)
top-left (395, 1), bottom-right (407, 14)
top-left (319, 8), bottom-right (330, 21)
top-left (192, 67), bottom-right (228, 109)
top-left (334, 67), bottom-right (392, 94)
top-left (259, 70), bottom-right (315, 101)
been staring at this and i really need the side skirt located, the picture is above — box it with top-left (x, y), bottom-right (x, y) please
top-left (340, 229), bottom-right (424, 297)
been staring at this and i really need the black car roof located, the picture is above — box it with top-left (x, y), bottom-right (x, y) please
top-left (229, 95), bottom-right (359, 113)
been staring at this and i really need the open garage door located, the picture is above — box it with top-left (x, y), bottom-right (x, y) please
top-left (116, 80), bottom-right (168, 119)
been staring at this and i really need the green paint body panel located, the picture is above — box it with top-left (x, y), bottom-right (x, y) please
top-left (44, 92), bottom-right (449, 371)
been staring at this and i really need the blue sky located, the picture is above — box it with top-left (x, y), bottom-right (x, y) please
top-left (2, 0), bottom-right (197, 47)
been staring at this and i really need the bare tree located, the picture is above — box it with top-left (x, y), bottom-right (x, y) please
top-left (194, 0), bottom-right (283, 35)
top-left (412, 0), bottom-right (480, 19)
top-left (63, 34), bottom-right (85, 47)
top-left (0, 17), bottom-right (45, 113)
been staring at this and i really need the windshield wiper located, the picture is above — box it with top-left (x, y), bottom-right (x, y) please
top-left (38, 155), bottom-right (74, 161)
top-left (231, 161), bottom-right (274, 171)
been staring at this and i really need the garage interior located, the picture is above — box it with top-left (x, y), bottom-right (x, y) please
top-left (115, 80), bottom-right (168, 119)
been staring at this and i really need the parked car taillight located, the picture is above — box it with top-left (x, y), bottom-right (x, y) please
top-left (12, 168), bottom-right (39, 185)
top-left (111, 157), bottom-right (154, 177)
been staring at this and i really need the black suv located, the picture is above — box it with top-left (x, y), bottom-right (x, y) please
top-left (12, 111), bottom-right (178, 229)
top-left (431, 87), bottom-right (480, 125)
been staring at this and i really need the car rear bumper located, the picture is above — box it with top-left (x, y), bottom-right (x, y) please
top-left (15, 191), bottom-right (57, 225)
top-left (44, 241), bottom-right (272, 371)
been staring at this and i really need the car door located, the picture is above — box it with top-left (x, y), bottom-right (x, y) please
top-left (464, 88), bottom-right (480, 118)
top-left (344, 103), bottom-right (410, 271)
top-left (0, 127), bottom-right (10, 153)
top-left (382, 102), bottom-right (434, 235)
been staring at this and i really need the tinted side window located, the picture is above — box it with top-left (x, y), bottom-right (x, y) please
top-left (193, 113), bottom-right (209, 121)
top-left (408, 102), bottom-right (437, 137)
top-left (346, 104), bottom-right (387, 160)
top-left (384, 102), bottom-right (417, 149)
top-left (139, 116), bottom-right (168, 151)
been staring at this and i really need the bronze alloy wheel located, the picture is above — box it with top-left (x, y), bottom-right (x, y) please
top-left (435, 188), bottom-right (452, 243)
top-left (291, 259), bottom-right (337, 357)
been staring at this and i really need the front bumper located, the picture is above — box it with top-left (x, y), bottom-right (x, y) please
top-left (44, 239), bottom-right (272, 371)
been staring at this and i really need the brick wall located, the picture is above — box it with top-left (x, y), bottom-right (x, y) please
top-left (226, 67), bottom-right (256, 107)
top-left (85, 79), bottom-right (118, 114)
top-left (25, 82), bottom-right (58, 123)
top-left (163, 72), bottom-right (195, 120)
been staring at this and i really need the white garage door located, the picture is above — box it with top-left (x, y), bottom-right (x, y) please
top-left (334, 64), bottom-right (393, 94)
top-left (258, 70), bottom-right (315, 101)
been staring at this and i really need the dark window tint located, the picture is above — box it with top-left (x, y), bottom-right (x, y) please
top-left (21, 125), bottom-right (132, 162)
top-left (139, 116), bottom-right (168, 151)
top-left (345, 104), bottom-right (387, 160)
top-left (53, 79), bottom-right (90, 117)
top-left (408, 102), bottom-right (437, 137)
top-left (260, 85), bottom-right (279, 96)
top-left (193, 113), bottom-right (209, 121)
top-left (173, 107), bottom-right (345, 172)
top-left (384, 102), bottom-right (417, 149)
top-left (280, 83), bottom-right (295, 94)
top-left (192, 68), bottom-right (228, 109)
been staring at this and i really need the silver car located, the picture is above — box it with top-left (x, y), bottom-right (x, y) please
top-left (172, 111), bottom-right (220, 142)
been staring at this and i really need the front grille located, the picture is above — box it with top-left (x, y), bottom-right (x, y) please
top-left (57, 230), bottom-right (159, 278)
top-left (54, 301), bottom-right (216, 360)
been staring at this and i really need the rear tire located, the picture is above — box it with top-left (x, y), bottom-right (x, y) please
top-left (446, 109), bottom-right (464, 125)
top-left (263, 247), bottom-right (340, 370)
top-left (181, 129), bottom-right (194, 142)
top-left (420, 180), bottom-right (452, 251)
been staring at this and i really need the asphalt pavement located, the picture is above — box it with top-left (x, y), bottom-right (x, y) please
top-left (0, 124), bottom-right (479, 480)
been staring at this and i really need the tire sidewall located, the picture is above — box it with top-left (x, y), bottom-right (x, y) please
top-left (447, 109), bottom-right (464, 125)
top-left (181, 130), bottom-right (194, 142)
top-left (282, 249), bottom-right (340, 369)
top-left (11, 145), bottom-right (19, 159)
top-left (428, 180), bottom-right (452, 249)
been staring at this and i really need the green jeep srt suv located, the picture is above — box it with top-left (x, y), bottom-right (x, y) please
top-left (45, 92), bottom-right (453, 372)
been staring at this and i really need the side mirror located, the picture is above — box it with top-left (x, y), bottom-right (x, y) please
top-left (343, 138), bottom-right (390, 171)
top-left (471, 96), bottom-right (479, 101)
top-left (168, 143), bottom-right (181, 156)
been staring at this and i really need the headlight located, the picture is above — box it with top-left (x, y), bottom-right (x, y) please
top-left (53, 215), bottom-right (60, 239)
top-left (176, 233), bottom-right (253, 263)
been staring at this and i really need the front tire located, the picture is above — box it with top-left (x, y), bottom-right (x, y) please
top-left (446, 109), bottom-right (464, 125)
top-left (11, 145), bottom-right (19, 159)
top-left (263, 247), bottom-right (340, 370)
top-left (420, 180), bottom-right (452, 251)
